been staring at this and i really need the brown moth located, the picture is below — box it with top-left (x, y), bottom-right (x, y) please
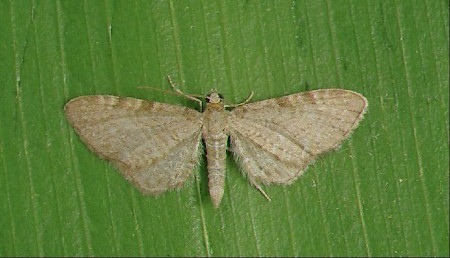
top-left (64, 78), bottom-right (368, 208)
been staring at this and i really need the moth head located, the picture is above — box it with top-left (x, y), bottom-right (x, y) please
top-left (206, 90), bottom-right (224, 104)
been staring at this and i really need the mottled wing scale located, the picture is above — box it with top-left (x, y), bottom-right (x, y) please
top-left (64, 95), bottom-right (203, 195)
top-left (229, 89), bottom-right (367, 188)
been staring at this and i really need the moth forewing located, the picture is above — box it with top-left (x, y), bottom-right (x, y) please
top-left (228, 89), bottom-right (367, 191)
top-left (64, 95), bottom-right (203, 195)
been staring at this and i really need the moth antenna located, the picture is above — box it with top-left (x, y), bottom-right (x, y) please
top-left (224, 91), bottom-right (254, 108)
top-left (138, 76), bottom-right (205, 109)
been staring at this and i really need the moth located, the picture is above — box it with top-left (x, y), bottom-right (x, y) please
top-left (64, 77), bottom-right (368, 208)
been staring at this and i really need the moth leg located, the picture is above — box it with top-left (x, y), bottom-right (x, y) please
top-left (253, 182), bottom-right (272, 202)
top-left (167, 75), bottom-right (203, 110)
top-left (225, 91), bottom-right (254, 108)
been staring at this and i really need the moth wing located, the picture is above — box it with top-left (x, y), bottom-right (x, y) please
top-left (228, 89), bottom-right (367, 186)
top-left (65, 95), bottom-right (203, 194)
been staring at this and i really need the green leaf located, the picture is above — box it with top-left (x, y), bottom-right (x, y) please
top-left (0, 0), bottom-right (448, 256)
